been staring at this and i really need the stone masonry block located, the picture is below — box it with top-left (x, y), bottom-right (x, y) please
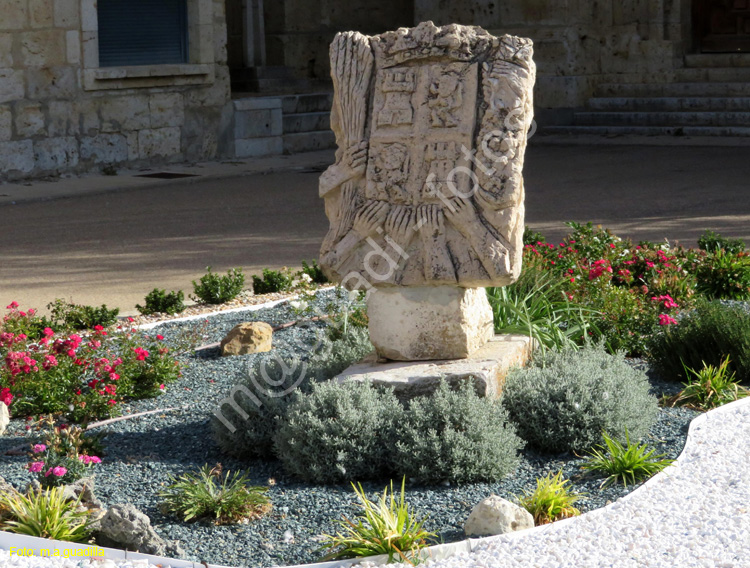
top-left (75, 98), bottom-right (100, 134)
top-left (0, 140), bottom-right (34, 173)
top-left (21, 30), bottom-right (67, 67)
top-left (0, 105), bottom-right (11, 141)
top-left (0, 34), bottom-right (12, 67)
top-left (100, 96), bottom-right (150, 132)
top-left (149, 93), bottom-right (185, 128)
top-left (66, 30), bottom-right (81, 64)
top-left (14, 102), bottom-right (46, 137)
top-left (26, 66), bottom-right (78, 99)
top-left (234, 109), bottom-right (280, 139)
top-left (33, 137), bottom-right (79, 171)
top-left (0, 0), bottom-right (27, 31)
top-left (137, 127), bottom-right (181, 159)
top-left (55, 0), bottom-right (80, 28)
top-left (48, 100), bottom-right (78, 137)
top-left (0, 69), bottom-right (25, 104)
top-left (29, 0), bottom-right (54, 28)
top-left (80, 133), bottom-right (129, 164)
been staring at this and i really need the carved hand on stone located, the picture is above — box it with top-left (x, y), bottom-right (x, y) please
top-left (385, 205), bottom-right (415, 250)
top-left (352, 200), bottom-right (389, 238)
top-left (417, 204), bottom-right (445, 239)
top-left (444, 197), bottom-right (478, 231)
top-left (343, 140), bottom-right (368, 177)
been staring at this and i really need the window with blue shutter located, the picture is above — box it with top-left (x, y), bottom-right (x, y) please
top-left (98, 0), bottom-right (189, 67)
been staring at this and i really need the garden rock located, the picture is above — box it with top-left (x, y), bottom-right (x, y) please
top-left (220, 322), bottom-right (273, 356)
top-left (0, 476), bottom-right (15, 496)
top-left (97, 504), bottom-right (184, 557)
top-left (464, 495), bottom-right (534, 537)
top-left (0, 402), bottom-right (8, 435)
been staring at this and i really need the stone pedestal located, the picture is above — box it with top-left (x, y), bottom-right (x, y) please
top-left (367, 286), bottom-right (494, 361)
top-left (336, 334), bottom-right (533, 401)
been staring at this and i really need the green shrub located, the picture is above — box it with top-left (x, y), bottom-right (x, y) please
top-left (393, 381), bottom-right (523, 484)
top-left (136, 288), bottom-right (186, 316)
top-left (192, 267), bottom-right (245, 304)
top-left (486, 268), bottom-right (599, 352)
top-left (274, 381), bottom-right (402, 484)
top-left (1, 302), bottom-right (58, 341)
top-left (252, 268), bottom-right (294, 295)
top-left (518, 470), bottom-right (581, 525)
top-left (668, 356), bottom-right (750, 410)
top-left (523, 226), bottom-right (546, 245)
top-left (210, 328), bottom-right (374, 459)
top-left (0, 487), bottom-right (93, 542)
top-left (698, 229), bottom-right (745, 255)
top-left (320, 479), bottom-right (435, 565)
top-left (159, 464), bottom-right (270, 524)
top-left (647, 300), bottom-right (750, 383)
top-left (695, 250), bottom-right (750, 300)
top-left (301, 260), bottom-right (329, 284)
top-left (502, 345), bottom-right (658, 453)
top-left (582, 430), bottom-right (674, 488)
top-left (48, 299), bottom-right (119, 330)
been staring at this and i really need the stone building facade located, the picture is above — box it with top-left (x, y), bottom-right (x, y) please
top-left (0, 0), bottom-right (232, 181)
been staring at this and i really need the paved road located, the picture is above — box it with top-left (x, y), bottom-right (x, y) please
top-left (1, 144), bottom-right (749, 314)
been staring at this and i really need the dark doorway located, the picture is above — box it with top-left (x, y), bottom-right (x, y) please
top-left (695, 0), bottom-right (750, 52)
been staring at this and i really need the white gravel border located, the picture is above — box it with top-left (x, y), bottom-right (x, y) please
top-left (2, 365), bottom-right (749, 568)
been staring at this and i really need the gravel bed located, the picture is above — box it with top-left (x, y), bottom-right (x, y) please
top-left (0, 289), bottom-right (700, 568)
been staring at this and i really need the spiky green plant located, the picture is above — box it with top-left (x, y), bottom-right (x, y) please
top-left (158, 464), bottom-right (270, 524)
top-left (518, 470), bottom-right (581, 525)
top-left (319, 478), bottom-right (436, 565)
top-left (0, 487), bottom-right (93, 542)
top-left (582, 430), bottom-right (674, 488)
top-left (670, 356), bottom-right (750, 410)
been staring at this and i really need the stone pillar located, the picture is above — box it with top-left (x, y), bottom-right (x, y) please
top-left (243, 0), bottom-right (266, 67)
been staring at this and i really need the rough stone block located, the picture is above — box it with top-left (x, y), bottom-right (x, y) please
top-left (336, 334), bottom-right (533, 401)
top-left (0, 105), bottom-right (11, 141)
top-left (367, 286), bottom-right (494, 361)
top-left (26, 66), bottom-right (78, 99)
top-left (234, 136), bottom-right (283, 158)
top-left (0, 69), bottom-right (25, 104)
top-left (137, 127), bottom-right (181, 159)
top-left (220, 322), bottom-right (273, 356)
top-left (33, 137), bottom-right (79, 171)
top-left (48, 100), bottom-right (78, 136)
top-left (0, 140), bottom-right (34, 174)
top-left (0, 402), bottom-right (8, 436)
top-left (0, 34), bottom-right (12, 67)
top-left (21, 30), bottom-right (67, 66)
top-left (81, 31), bottom-right (98, 68)
top-left (234, 109), bottom-right (280, 139)
top-left (80, 133), bottom-right (128, 164)
top-left (54, 0), bottom-right (80, 28)
top-left (100, 96), bottom-right (150, 132)
top-left (75, 98), bottom-right (100, 134)
top-left (149, 92), bottom-right (185, 128)
top-left (29, 0), bottom-right (54, 28)
top-left (0, 0), bottom-right (27, 30)
top-left (14, 102), bottom-right (46, 138)
top-left (66, 30), bottom-right (81, 64)
top-left (464, 495), bottom-right (534, 537)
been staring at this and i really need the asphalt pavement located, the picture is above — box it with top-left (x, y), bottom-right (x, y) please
top-left (1, 142), bottom-right (749, 315)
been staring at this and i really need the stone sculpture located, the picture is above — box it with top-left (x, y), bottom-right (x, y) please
top-left (319, 21), bottom-right (536, 360)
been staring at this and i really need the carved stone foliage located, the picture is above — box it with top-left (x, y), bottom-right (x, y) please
top-left (319, 21), bottom-right (536, 289)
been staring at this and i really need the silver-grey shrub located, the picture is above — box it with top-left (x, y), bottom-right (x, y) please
top-left (393, 381), bottom-right (524, 484)
top-left (274, 381), bottom-right (402, 484)
top-left (210, 328), bottom-right (373, 459)
top-left (502, 345), bottom-right (658, 453)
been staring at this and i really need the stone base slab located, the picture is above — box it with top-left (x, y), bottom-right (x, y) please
top-left (335, 334), bottom-right (533, 401)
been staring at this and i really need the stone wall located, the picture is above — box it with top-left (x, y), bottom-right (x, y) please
top-left (0, 0), bottom-right (232, 181)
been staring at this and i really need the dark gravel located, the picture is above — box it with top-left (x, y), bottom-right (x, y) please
top-left (0, 289), bottom-right (700, 568)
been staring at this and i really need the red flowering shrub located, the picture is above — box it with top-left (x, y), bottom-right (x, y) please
top-left (0, 305), bottom-right (180, 423)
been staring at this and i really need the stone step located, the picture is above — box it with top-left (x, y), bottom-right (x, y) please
top-left (587, 96), bottom-right (750, 112)
top-left (595, 82), bottom-right (750, 97)
top-left (282, 111), bottom-right (331, 134)
top-left (283, 129), bottom-right (336, 154)
top-left (684, 54), bottom-right (750, 68)
top-left (674, 67), bottom-right (750, 82)
top-left (573, 110), bottom-right (750, 127)
top-left (280, 92), bottom-right (333, 114)
top-left (542, 125), bottom-right (750, 137)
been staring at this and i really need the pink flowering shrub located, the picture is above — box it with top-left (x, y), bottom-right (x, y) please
top-left (0, 307), bottom-right (180, 422)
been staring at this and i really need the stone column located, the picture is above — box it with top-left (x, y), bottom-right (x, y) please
top-left (243, 0), bottom-right (266, 67)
